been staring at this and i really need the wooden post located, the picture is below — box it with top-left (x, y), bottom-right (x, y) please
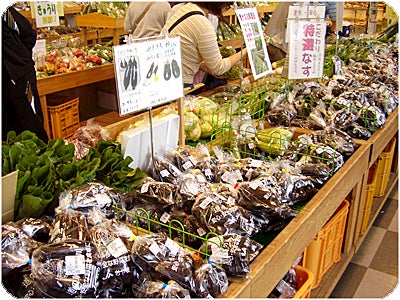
top-left (177, 97), bottom-right (185, 147)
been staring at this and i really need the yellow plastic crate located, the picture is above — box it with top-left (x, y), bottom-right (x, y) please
top-left (360, 163), bottom-right (378, 235)
top-left (374, 137), bottom-right (396, 197)
top-left (47, 97), bottom-right (80, 139)
top-left (302, 200), bottom-right (350, 289)
top-left (294, 265), bottom-right (314, 298)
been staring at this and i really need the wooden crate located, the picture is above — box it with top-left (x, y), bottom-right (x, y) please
top-left (47, 97), bottom-right (80, 139)
top-left (302, 200), bottom-right (350, 289)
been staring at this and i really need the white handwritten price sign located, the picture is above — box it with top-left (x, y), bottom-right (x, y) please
top-left (33, 2), bottom-right (60, 27)
top-left (287, 4), bottom-right (326, 79)
top-left (113, 36), bottom-right (183, 115)
top-left (235, 7), bottom-right (272, 80)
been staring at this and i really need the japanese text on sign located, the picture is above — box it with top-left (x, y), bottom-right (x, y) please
top-left (34, 2), bottom-right (60, 27)
top-left (288, 20), bottom-right (326, 79)
top-left (113, 37), bottom-right (183, 116)
top-left (235, 7), bottom-right (272, 80)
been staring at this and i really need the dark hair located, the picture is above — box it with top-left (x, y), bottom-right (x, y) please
top-left (196, 2), bottom-right (234, 18)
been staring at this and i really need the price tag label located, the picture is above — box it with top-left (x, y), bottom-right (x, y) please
top-left (33, 2), bottom-right (60, 27)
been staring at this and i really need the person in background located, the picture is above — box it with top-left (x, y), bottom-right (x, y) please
top-left (161, 2), bottom-right (247, 91)
top-left (2, 6), bottom-right (49, 143)
top-left (124, 1), bottom-right (171, 38)
top-left (320, 1), bottom-right (337, 35)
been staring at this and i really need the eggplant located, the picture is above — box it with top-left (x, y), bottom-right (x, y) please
top-left (164, 62), bottom-right (171, 81)
top-left (146, 62), bottom-right (154, 79)
top-left (171, 59), bottom-right (180, 78)
top-left (124, 58), bottom-right (132, 90)
top-left (131, 57), bottom-right (138, 90)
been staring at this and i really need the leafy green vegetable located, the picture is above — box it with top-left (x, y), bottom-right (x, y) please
top-left (2, 131), bottom-right (146, 221)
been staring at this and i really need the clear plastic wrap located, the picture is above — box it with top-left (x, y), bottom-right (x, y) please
top-left (200, 233), bottom-right (263, 277)
top-left (192, 191), bottom-right (256, 237)
top-left (15, 216), bottom-right (52, 243)
top-left (31, 240), bottom-right (101, 298)
top-left (130, 233), bottom-right (197, 292)
top-left (69, 118), bottom-right (111, 149)
top-left (58, 180), bottom-right (121, 219)
top-left (148, 153), bottom-right (182, 185)
top-left (194, 260), bottom-right (229, 298)
top-left (137, 176), bottom-right (179, 207)
top-left (135, 279), bottom-right (191, 298)
top-left (49, 209), bottom-right (90, 243)
top-left (2, 222), bottom-right (42, 270)
top-left (88, 219), bottom-right (136, 298)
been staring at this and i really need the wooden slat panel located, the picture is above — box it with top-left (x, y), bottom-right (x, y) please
top-left (37, 63), bottom-right (115, 96)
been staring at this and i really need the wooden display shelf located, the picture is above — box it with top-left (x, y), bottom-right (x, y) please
top-left (37, 63), bottom-right (116, 135)
top-left (222, 141), bottom-right (371, 298)
top-left (364, 108), bottom-right (398, 167)
top-left (75, 12), bottom-right (126, 45)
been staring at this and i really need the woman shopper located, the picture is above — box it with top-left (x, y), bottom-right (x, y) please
top-left (161, 2), bottom-right (247, 90)
top-left (124, 1), bottom-right (171, 38)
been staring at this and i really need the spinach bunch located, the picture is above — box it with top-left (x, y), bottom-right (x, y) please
top-left (2, 131), bottom-right (146, 221)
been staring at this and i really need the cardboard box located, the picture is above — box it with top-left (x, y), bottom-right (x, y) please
top-left (2, 170), bottom-right (18, 223)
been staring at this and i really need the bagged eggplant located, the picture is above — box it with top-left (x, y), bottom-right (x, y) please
top-left (194, 260), bottom-right (229, 298)
top-left (357, 105), bottom-right (386, 132)
top-left (131, 233), bottom-right (197, 292)
top-left (2, 263), bottom-right (45, 298)
top-left (347, 123), bottom-right (372, 140)
top-left (147, 153), bottom-right (182, 185)
top-left (195, 156), bottom-right (220, 183)
top-left (265, 103), bottom-right (297, 127)
top-left (178, 169), bottom-right (212, 202)
top-left (302, 126), bottom-right (355, 157)
top-left (125, 199), bottom-right (168, 234)
top-left (89, 218), bottom-right (136, 298)
top-left (167, 208), bottom-right (209, 249)
top-left (297, 162), bottom-right (331, 187)
top-left (49, 209), bottom-right (90, 243)
top-left (2, 222), bottom-right (43, 271)
top-left (58, 180), bottom-right (121, 219)
top-left (272, 168), bottom-right (317, 204)
top-left (215, 162), bottom-right (244, 186)
top-left (15, 216), bottom-right (52, 243)
top-left (192, 191), bottom-right (256, 237)
top-left (236, 180), bottom-right (293, 217)
top-left (135, 279), bottom-right (191, 298)
top-left (31, 240), bottom-right (101, 298)
top-left (137, 177), bottom-right (178, 207)
top-left (238, 157), bottom-right (269, 181)
top-left (200, 233), bottom-right (262, 277)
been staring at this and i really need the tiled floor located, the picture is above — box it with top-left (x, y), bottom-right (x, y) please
top-left (330, 185), bottom-right (399, 298)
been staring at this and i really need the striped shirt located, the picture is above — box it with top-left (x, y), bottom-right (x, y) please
top-left (162, 2), bottom-right (232, 85)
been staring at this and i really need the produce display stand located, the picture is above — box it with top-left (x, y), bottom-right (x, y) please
top-left (34, 62), bottom-right (398, 297)
top-left (75, 12), bottom-right (125, 45)
top-left (222, 140), bottom-right (370, 297)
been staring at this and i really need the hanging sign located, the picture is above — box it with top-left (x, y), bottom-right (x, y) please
top-left (33, 2), bottom-right (60, 27)
top-left (287, 5), bottom-right (326, 79)
top-left (113, 36), bottom-right (183, 116)
top-left (235, 7), bottom-right (272, 80)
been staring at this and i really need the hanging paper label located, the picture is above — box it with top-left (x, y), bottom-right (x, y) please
top-left (235, 7), bottom-right (273, 80)
top-left (113, 37), bottom-right (183, 115)
top-left (33, 2), bottom-right (60, 27)
top-left (287, 5), bottom-right (326, 79)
